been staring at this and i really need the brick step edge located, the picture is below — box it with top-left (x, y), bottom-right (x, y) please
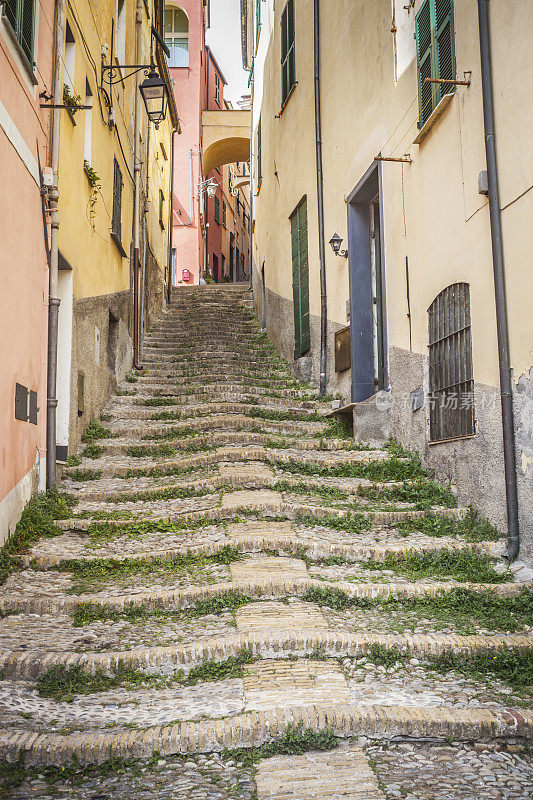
top-left (0, 575), bottom-right (525, 616)
top-left (1, 629), bottom-right (531, 680)
top-left (0, 704), bottom-right (530, 766)
top-left (24, 526), bottom-right (500, 568)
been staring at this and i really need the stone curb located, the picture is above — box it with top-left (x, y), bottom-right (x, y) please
top-left (0, 704), bottom-right (530, 765)
top-left (1, 629), bottom-right (531, 680)
top-left (1, 575), bottom-right (525, 615)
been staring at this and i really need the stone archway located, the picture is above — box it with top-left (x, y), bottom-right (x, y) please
top-left (202, 109), bottom-right (250, 174)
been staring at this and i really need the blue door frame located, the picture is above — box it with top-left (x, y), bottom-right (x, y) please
top-left (346, 161), bottom-right (389, 403)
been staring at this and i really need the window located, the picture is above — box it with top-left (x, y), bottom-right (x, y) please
top-left (165, 5), bottom-right (189, 67)
top-left (415, 0), bottom-right (455, 127)
top-left (222, 201), bottom-right (227, 227)
top-left (214, 195), bottom-right (220, 223)
top-left (281, 0), bottom-right (296, 107)
top-left (221, 254), bottom-right (226, 276)
top-left (116, 0), bottom-right (126, 64)
top-left (111, 157), bottom-right (123, 243)
top-left (255, 0), bottom-right (261, 44)
top-left (64, 23), bottom-right (76, 94)
top-left (428, 283), bottom-right (475, 442)
top-left (290, 197), bottom-right (310, 359)
top-left (257, 116), bottom-right (262, 182)
top-left (213, 253), bottom-right (219, 280)
top-left (84, 80), bottom-right (93, 164)
top-left (215, 72), bottom-right (221, 106)
top-left (4, 0), bottom-right (35, 63)
top-left (159, 189), bottom-right (165, 229)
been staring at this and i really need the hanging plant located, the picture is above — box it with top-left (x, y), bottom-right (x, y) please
top-left (84, 160), bottom-right (101, 231)
top-left (63, 85), bottom-right (83, 115)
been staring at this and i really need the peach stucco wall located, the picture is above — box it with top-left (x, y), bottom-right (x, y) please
top-left (0, 4), bottom-right (53, 533)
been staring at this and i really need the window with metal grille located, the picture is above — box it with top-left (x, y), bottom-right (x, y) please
top-left (214, 195), bottom-right (220, 223)
top-left (290, 197), bottom-right (310, 359)
top-left (111, 157), bottom-right (123, 242)
top-left (281, 0), bottom-right (296, 107)
top-left (215, 72), bottom-right (221, 106)
top-left (428, 283), bottom-right (475, 442)
top-left (4, 0), bottom-right (35, 63)
top-left (415, 0), bottom-right (455, 128)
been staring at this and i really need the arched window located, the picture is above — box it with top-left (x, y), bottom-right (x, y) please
top-left (428, 282), bottom-right (475, 442)
top-left (165, 6), bottom-right (189, 67)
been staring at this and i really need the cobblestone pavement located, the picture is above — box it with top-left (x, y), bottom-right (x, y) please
top-left (1, 286), bottom-right (532, 798)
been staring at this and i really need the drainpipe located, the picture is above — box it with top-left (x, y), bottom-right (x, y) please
top-left (314, 0), bottom-right (327, 396)
top-left (248, 102), bottom-right (253, 290)
top-left (477, 0), bottom-right (520, 560)
top-left (167, 124), bottom-right (176, 304)
top-left (132, 0), bottom-right (143, 369)
top-left (46, 0), bottom-right (66, 489)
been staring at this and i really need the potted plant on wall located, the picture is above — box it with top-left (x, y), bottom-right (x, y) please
top-left (84, 161), bottom-right (101, 230)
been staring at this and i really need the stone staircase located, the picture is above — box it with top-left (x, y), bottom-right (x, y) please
top-left (0, 284), bottom-right (531, 799)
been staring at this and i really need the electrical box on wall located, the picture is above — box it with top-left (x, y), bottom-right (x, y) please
top-left (182, 269), bottom-right (190, 282)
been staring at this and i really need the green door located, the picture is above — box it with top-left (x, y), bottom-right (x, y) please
top-left (290, 198), bottom-right (311, 359)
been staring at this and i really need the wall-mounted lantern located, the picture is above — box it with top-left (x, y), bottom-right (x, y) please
top-left (329, 232), bottom-right (348, 258)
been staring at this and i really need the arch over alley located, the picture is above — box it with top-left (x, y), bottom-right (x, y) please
top-left (202, 109), bottom-right (251, 174)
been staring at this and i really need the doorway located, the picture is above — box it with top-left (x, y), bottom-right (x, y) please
top-left (347, 163), bottom-right (388, 402)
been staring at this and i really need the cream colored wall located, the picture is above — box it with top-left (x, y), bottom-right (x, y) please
top-left (251, 0), bottom-right (533, 387)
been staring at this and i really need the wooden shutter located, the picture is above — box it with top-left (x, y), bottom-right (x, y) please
top-left (416, 0), bottom-right (455, 127)
top-left (435, 0), bottom-right (455, 102)
top-left (112, 157), bottom-right (123, 240)
top-left (281, 0), bottom-right (295, 107)
top-left (415, 0), bottom-right (433, 126)
top-left (290, 198), bottom-right (310, 359)
top-left (5, 0), bottom-right (35, 62)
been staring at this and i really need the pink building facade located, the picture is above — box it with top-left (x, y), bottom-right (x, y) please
top-left (166, 3), bottom-right (248, 285)
top-left (0, 1), bottom-right (54, 542)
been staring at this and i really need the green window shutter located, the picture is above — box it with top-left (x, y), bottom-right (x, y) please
top-left (255, 0), bottom-right (261, 43)
top-left (416, 0), bottom-right (455, 127)
top-left (257, 117), bottom-right (262, 181)
top-left (5, 0), bottom-right (35, 63)
top-left (290, 198), bottom-right (310, 359)
top-left (214, 196), bottom-right (220, 223)
top-left (435, 0), bottom-right (455, 102)
top-left (415, 0), bottom-right (433, 126)
top-left (281, 0), bottom-right (295, 107)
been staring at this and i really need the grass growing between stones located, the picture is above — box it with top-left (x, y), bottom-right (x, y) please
top-left (246, 408), bottom-right (322, 423)
top-left (359, 548), bottom-right (507, 583)
top-left (294, 511), bottom-right (371, 535)
top-left (81, 420), bottom-right (113, 443)
top-left (222, 723), bottom-right (338, 768)
top-left (395, 509), bottom-right (500, 542)
top-left (102, 484), bottom-right (213, 504)
top-left (67, 468), bottom-right (102, 482)
top-left (81, 444), bottom-right (105, 459)
top-left (0, 489), bottom-right (75, 584)
top-left (427, 647), bottom-right (533, 692)
top-left (85, 516), bottom-right (215, 544)
top-left (51, 545), bottom-right (242, 594)
top-left (72, 589), bottom-right (253, 626)
top-left (358, 478), bottom-right (457, 510)
top-left (302, 585), bottom-right (533, 632)
top-left (276, 456), bottom-right (427, 482)
top-left (36, 650), bottom-right (258, 701)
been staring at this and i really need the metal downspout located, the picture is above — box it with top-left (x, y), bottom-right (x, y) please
top-left (248, 98), bottom-right (253, 290)
top-left (46, 0), bottom-right (66, 489)
top-left (477, 0), bottom-right (520, 559)
top-left (132, 0), bottom-right (143, 369)
top-left (167, 125), bottom-right (176, 304)
top-left (313, 0), bottom-right (327, 396)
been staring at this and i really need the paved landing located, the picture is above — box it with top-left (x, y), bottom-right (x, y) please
top-left (254, 745), bottom-right (386, 799)
top-left (243, 659), bottom-right (350, 710)
top-left (236, 600), bottom-right (329, 631)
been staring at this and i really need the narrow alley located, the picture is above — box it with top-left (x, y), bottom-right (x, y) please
top-left (0, 286), bottom-right (531, 798)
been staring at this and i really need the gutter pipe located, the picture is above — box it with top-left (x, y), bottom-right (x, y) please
top-left (132, 0), bottom-right (143, 369)
top-left (477, 0), bottom-right (520, 559)
top-left (46, 0), bottom-right (66, 489)
top-left (167, 125), bottom-right (176, 303)
top-left (313, 0), bottom-right (327, 396)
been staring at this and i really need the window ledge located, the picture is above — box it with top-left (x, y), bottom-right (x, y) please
top-left (428, 433), bottom-right (476, 446)
top-left (110, 231), bottom-right (127, 257)
top-left (414, 92), bottom-right (454, 145)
